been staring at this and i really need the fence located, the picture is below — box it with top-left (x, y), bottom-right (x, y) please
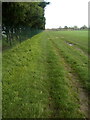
top-left (2, 27), bottom-right (42, 50)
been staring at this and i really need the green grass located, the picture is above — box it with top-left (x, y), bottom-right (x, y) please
top-left (2, 30), bottom-right (88, 118)
top-left (47, 31), bottom-right (89, 91)
top-left (56, 30), bottom-right (88, 54)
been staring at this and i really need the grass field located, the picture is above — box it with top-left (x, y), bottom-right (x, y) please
top-left (2, 30), bottom-right (89, 118)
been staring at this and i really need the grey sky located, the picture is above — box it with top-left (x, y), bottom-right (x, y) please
top-left (45, 0), bottom-right (89, 29)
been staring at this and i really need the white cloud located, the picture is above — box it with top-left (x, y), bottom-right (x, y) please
top-left (45, 0), bottom-right (89, 29)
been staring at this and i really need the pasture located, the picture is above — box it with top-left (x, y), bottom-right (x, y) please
top-left (2, 30), bottom-right (89, 118)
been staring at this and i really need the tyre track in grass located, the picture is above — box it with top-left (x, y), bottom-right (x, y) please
top-left (45, 41), bottom-right (61, 118)
top-left (42, 32), bottom-right (85, 118)
top-left (47, 35), bottom-right (88, 118)
top-left (41, 33), bottom-right (75, 118)
top-left (40, 33), bottom-right (59, 118)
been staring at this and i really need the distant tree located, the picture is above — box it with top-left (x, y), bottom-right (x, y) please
top-left (58, 26), bottom-right (62, 30)
top-left (64, 26), bottom-right (68, 29)
top-left (73, 26), bottom-right (78, 29)
top-left (80, 25), bottom-right (87, 29)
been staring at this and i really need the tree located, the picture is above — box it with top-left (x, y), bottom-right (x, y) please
top-left (80, 25), bottom-right (87, 30)
top-left (64, 26), bottom-right (68, 29)
top-left (2, 2), bottom-right (49, 46)
top-left (74, 26), bottom-right (78, 29)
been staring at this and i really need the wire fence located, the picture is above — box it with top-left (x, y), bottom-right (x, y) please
top-left (2, 27), bottom-right (42, 50)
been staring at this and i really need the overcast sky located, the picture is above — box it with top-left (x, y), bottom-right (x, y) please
top-left (45, 0), bottom-right (89, 29)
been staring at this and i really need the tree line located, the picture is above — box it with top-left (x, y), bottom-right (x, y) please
top-left (59, 25), bottom-right (88, 30)
top-left (2, 2), bottom-right (49, 47)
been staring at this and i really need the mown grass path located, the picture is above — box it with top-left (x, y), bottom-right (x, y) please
top-left (2, 30), bottom-right (88, 118)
